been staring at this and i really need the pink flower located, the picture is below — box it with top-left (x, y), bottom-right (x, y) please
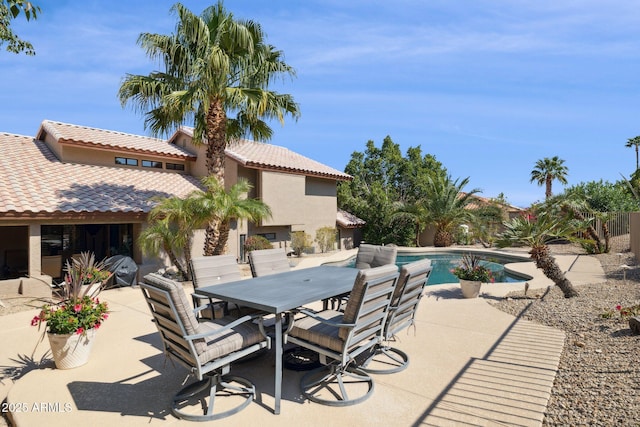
top-left (616, 305), bottom-right (622, 311)
top-left (103, 314), bottom-right (109, 320)
top-left (76, 327), bottom-right (84, 335)
top-left (94, 322), bottom-right (101, 329)
top-left (31, 316), bottom-right (39, 326)
top-left (74, 304), bottom-right (82, 313)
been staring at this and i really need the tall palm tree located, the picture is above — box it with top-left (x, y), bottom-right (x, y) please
top-left (422, 175), bottom-right (480, 247)
top-left (497, 209), bottom-right (581, 298)
top-left (188, 178), bottom-right (272, 255)
top-left (530, 156), bottom-right (568, 199)
top-left (119, 2), bottom-right (298, 254)
top-left (625, 136), bottom-right (640, 171)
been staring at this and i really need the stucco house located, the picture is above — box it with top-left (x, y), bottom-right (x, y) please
top-left (0, 120), bottom-right (359, 294)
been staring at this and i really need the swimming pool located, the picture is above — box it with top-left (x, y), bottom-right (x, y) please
top-left (324, 251), bottom-right (531, 285)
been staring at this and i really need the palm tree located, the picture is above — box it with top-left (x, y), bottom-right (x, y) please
top-left (530, 156), bottom-right (568, 199)
top-left (119, 2), bottom-right (299, 253)
top-left (422, 175), bottom-right (480, 247)
top-left (140, 195), bottom-right (202, 279)
top-left (625, 136), bottom-right (640, 171)
top-left (188, 178), bottom-right (272, 255)
top-left (138, 219), bottom-right (189, 279)
top-left (497, 209), bottom-right (581, 298)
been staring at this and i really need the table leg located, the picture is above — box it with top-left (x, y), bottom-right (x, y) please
top-left (274, 312), bottom-right (282, 415)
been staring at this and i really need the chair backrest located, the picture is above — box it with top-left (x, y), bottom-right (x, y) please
top-left (140, 273), bottom-right (204, 366)
top-left (190, 255), bottom-right (242, 290)
top-left (387, 259), bottom-right (432, 337)
top-left (355, 244), bottom-right (397, 269)
top-left (339, 264), bottom-right (399, 347)
top-left (248, 248), bottom-right (290, 277)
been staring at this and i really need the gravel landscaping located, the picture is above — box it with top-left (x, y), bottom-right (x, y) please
top-left (491, 238), bottom-right (640, 427)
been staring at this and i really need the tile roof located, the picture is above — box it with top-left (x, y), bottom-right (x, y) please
top-left (0, 133), bottom-right (203, 215)
top-left (337, 209), bottom-right (366, 228)
top-left (39, 120), bottom-right (196, 159)
top-left (176, 127), bottom-right (351, 181)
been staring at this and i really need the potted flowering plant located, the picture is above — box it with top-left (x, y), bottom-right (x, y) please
top-left (451, 253), bottom-right (494, 298)
top-left (31, 252), bottom-right (111, 369)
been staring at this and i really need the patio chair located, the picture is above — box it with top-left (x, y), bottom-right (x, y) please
top-left (354, 243), bottom-right (398, 269)
top-left (359, 259), bottom-right (432, 374)
top-left (286, 264), bottom-right (399, 406)
top-left (140, 273), bottom-right (270, 421)
top-left (248, 248), bottom-right (290, 277)
top-left (190, 255), bottom-right (242, 318)
top-left (328, 243), bottom-right (398, 310)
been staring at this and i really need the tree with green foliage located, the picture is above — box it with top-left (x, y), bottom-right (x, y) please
top-left (497, 206), bottom-right (587, 298)
top-left (421, 175), bottom-right (480, 247)
top-left (468, 201), bottom-right (506, 248)
top-left (530, 156), bottom-right (568, 199)
top-left (119, 1), bottom-right (298, 254)
top-left (338, 136), bottom-right (445, 245)
top-left (562, 180), bottom-right (637, 212)
top-left (625, 136), bottom-right (640, 171)
top-left (1, 0), bottom-right (40, 55)
top-left (188, 178), bottom-right (272, 255)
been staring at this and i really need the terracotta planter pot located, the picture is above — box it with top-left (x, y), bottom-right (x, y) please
top-left (459, 279), bottom-right (482, 298)
top-left (47, 328), bottom-right (96, 369)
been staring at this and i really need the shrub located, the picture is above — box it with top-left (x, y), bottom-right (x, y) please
top-left (290, 231), bottom-right (313, 256)
top-left (244, 235), bottom-right (273, 252)
top-left (315, 227), bottom-right (336, 253)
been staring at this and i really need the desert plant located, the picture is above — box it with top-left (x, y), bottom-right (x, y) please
top-left (315, 227), bottom-right (336, 253)
top-left (290, 231), bottom-right (313, 256)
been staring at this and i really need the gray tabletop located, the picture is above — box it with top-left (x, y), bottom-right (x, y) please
top-left (196, 265), bottom-right (359, 313)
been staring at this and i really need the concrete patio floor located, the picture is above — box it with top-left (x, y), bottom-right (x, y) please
top-left (1, 250), bottom-right (606, 426)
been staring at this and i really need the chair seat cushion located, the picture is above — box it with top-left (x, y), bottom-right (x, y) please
top-left (289, 310), bottom-right (344, 352)
top-left (196, 316), bottom-right (265, 363)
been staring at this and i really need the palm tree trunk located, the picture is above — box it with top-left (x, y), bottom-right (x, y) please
top-left (183, 234), bottom-right (193, 281)
top-left (530, 245), bottom-right (578, 298)
top-left (434, 229), bottom-right (452, 247)
top-left (202, 98), bottom-right (227, 256)
top-left (205, 98), bottom-right (227, 186)
top-left (212, 221), bottom-right (231, 255)
top-left (563, 206), bottom-right (604, 253)
top-left (203, 218), bottom-right (222, 256)
top-left (163, 242), bottom-right (188, 279)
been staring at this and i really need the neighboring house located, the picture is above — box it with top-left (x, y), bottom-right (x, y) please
top-left (336, 209), bottom-right (365, 249)
top-left (0, 120), bottom-right (356, 292)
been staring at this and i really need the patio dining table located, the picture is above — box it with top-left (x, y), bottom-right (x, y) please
top-left (195, 265), bottom-right (359, 415)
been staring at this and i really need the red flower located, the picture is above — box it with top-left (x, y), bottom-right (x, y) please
top-left (616, 304), bottom-right (622, 311)
top-left (103, 314), bottom-right (109, 320)
top-left (31, 316), bottom-right (39, 326)
top-left (74, 304), bottom-right (82, 313)
top-left (76, 327), bottom-right (84, 335)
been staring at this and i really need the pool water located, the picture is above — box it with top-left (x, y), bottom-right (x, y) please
top-left (327, 252), bottom-right (528, 285)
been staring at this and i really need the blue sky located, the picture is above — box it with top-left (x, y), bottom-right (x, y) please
top-left (2, 0), bottom-right (640, 208)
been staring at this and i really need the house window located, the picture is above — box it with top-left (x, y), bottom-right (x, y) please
top-left (142, 160), bottom-right (162, 169)
top-left (166, 162), bottom-right (185, 171)
top-left (258, 233), bottom-right (276, 241)
top-left (115, 157), bottom-right (138, 166)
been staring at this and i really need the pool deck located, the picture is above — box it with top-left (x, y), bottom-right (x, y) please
top-left (1, 249), bottom-right (606, 426)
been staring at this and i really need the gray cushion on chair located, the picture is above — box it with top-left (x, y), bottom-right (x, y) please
top-left (354, 244), bottom-right (397, 269)
top-left (289, 310), bottom-right (344, 352)
top-left (197, 317), bottom-right (267, 362)
top-left (191, 255), bottom-right (242, 289)
top-left (248, 248), bottom-right (290, 277)
top-left (143, 273), bottom-right (263, 359)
